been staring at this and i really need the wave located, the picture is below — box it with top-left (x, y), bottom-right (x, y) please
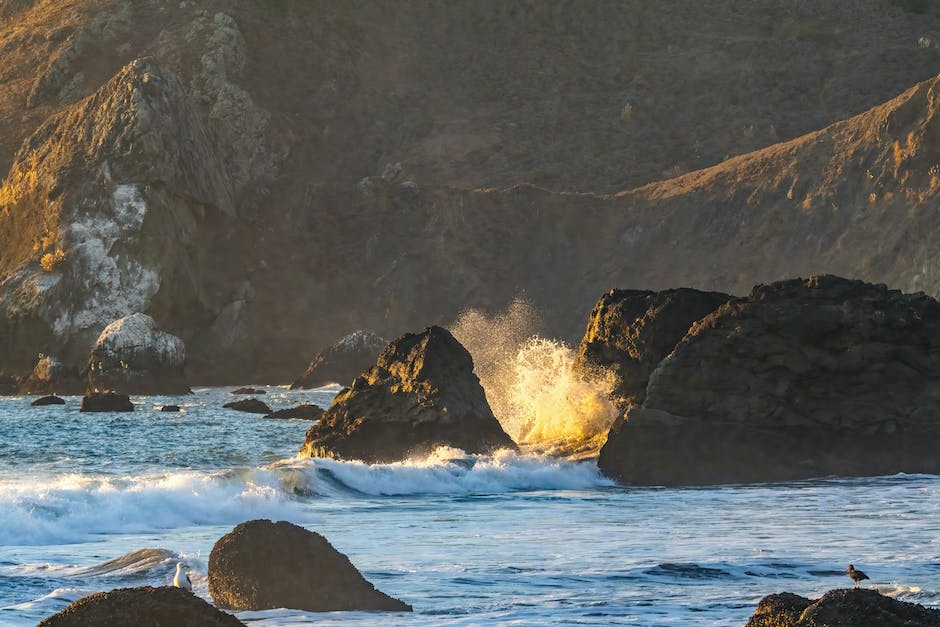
top-left (0, 449), bottom-right (611, 545)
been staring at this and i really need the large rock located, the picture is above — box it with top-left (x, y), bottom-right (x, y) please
top-left (222, 398), bottom-right (270, 414)
top-left (746, 589), bottom-right (940, 627)
top-left (208, 519), bottom-right (411, 612)
top-left (300, 326), bottom-right (516, 462)
top-left (577, 288), bottom-right (731, 407)
top-left (81, 391), bottom-right (133, 412)
top-left (37, 586), bottom-right (244, 627)
top-left (32, 395), bottom-right (65, 406)
top-left (290, 331), bottom-right (387, 389)
top-left (19, 355), bottom-right (84, 395)
top-left (599, 276), bottom-right (940, 485)
top-left (86, 314), bottom-right (190, 395)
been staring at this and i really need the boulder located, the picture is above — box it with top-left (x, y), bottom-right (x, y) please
top-left (19, 355), bottom-right (85, 395)
top-left (81, 392), bottom-right (134, 412)
top-left (264, 404), bottom-right (323, 420)
top-left (231, 387), bottom-right (265, 395)
top-left (86, 314), bottom-right (190, 395)
top-left (222, 398), bottom-right (271, 414)
top-left (300, 326), bottom-right (517, 462)
top-left (576, 288), bottom-right (731, 407)
top-left (208, 519), bottom-right (411, 612)
top-left (599, 276), bottom-right (940, 485)
top-left (746, 589), bottom-right (940, 627)
top-left (32, 395), bottom-right (65, 406)
top-left (290, 331), bottom-right (387, 389)
top-left (37, 586), bottom-right (244, 627)
top-left (161, 405), bottom-right (181, 412)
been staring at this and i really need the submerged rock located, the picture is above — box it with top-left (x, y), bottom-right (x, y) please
top-left (208, 519), bottom-right (411, 612)
top-left (300, 326), bottom-right (516, 463)
top-left (32, 395), bottom-right (65, 406)
top-left (290, 330), bottom-right (387, 389)
top-left (222, 398), bottom-right (270, 414)
top-left (161, 405), bottom-right (181, 412)
top-left (576, 287), bottom-right (731, 407)
top-left (19, 355), bottom-right (84, 395)
top-left (746, 588), bottom-right (940, 627)
top-left (231, 387), bottom-right (265, 395)
top-left (37, 585), bottom-right (244, 627)
top-left (599, 276), bottom-right (940, 485)
top-left (81, 392), bottom-right (133, 412)
top-left (264, 404), bottom-right (322, 420)
top-left (86, 314), bottom-right (190, 395)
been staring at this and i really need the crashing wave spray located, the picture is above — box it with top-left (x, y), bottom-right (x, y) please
top-left (450, 300), bottom-right (619, 457)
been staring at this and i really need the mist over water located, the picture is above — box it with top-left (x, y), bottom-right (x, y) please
top-left (450, 300), bottom-right (619, 455)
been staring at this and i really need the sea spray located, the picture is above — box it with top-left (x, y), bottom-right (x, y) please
top-left (451, 300), bottom-right (619, 455)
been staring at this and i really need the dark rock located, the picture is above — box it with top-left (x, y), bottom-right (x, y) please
top-left (86, 314), bottom-right (191, 395)
top-left (576, 288), bottom-right (731, 407)
top-left (265, 404), bottom-right (323, 420)
top-left (599, 276), bottom-right (940, 485)
top-left (32, 395), bottom-right (65, 406)
top-left (300, 326), bottom-right (517, 462)
top-left (19, 355), bottom-right (84, 395)
top-left (161, 405), bottom-right (181, 412)
top-left (746, 588), bottom-right (940, 627)
top-left (81, 392), bottom-right (134, 412)
top-left (37, 585), bottom-right (244, 627)
top-left (0, 373), bottom-right (19, 395)
top-left (231, 387), bottom-right (265, 394)
top-left (222, 398), bottom-right (271, 414)
top-left (290, 331), bottom-right (387, 389)
top-left (208, 519), bottom-right (411, 612)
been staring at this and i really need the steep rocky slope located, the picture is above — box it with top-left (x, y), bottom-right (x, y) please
top-left (4, 0), bottom-right (940, 383)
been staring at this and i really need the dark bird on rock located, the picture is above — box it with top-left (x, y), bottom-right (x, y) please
top-left (845, 564), bottom-right (869, 588)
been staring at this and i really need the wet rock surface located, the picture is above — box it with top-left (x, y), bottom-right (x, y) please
top-left (222, 398), bottom-right (270, 414)
top-left (31, 395), bottom-right (65, 406)
top-left (746, 589), bottom-right (940, 627)
top-left (81, 391), bottom-right (133, 412)
top-left (300, 326), bottom-right (516, 463)
top-left (208, 519), bottom-right (411, 612)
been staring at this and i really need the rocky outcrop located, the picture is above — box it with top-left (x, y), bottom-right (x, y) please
top-left (222, 398), bottom-right (270, 414)
top-left (81, 391), bottom-right (133, 412)
top-left (599, 276), bottom-right (940, 485)
top-left (208, 519), bottom-right (411, 612)
top-left (231, 387), bottom-right (264, 395)
top-left (746, 589), bottom-right (940, 627)
top-left (19, 355), bottom-right (84, 395)
top-left (300, 326), bottom-right (516, 462)
top-left (290, 331), bottom-right (387, 389)
top-left (577, 288), bottom-right (731, 407)
top-left (32, 395), bottom-right (65, 406)
top-left (265, 404), bottom-right (323, 420)
top-left (86, 314), bottom-right (190, 395)
top-left (37, 586), bottom-right (244, 627)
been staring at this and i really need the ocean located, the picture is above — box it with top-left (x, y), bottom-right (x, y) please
top-left (1, 386), bottom-right (938, 625)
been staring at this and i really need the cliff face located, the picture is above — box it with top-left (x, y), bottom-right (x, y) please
top-left (4, 1), bottom-right (940, 382)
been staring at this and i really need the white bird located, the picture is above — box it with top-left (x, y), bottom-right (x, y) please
top-left (173, 562), bottom-right (193, 591)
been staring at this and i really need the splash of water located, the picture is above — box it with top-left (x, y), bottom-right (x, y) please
top-left (450, 300), bottom-right (619, 456)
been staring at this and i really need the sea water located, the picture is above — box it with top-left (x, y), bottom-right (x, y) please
top-left (1, 386), bottom-right (938, 626)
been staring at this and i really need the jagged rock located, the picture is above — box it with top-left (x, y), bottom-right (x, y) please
top-left (300, 326), bottom-right (517, 462)
top-left (576, 288), bottom-right (731, 407)
top-left (81, 392), bottom-right (133, 412)
top-left (231, 387), bottom-right (265, 394)
top-left (31, 395), bottom-right (65, 406)
top-left (208, 519), bottom-right (411, 612)
top-left (264, 404), bottom-right (322, 420)
top-left (86, 314), bottom-right (190, 395)
top-left (746, 589), bottom-right (940, 627)
top-left (37, 586), bottom-right (244, 627)
top-left (222, 398), bottom-right (270, 414)
top-left (290, 331), bottom-right (387, 389)
top-left (599, 276), bottom-right (940, 485)
top-left (19, 355), bottom-right (84, 395)
top-left (161, 405), bottom-right (181, 412)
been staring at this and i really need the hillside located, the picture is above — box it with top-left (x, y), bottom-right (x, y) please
top-left (2, 0), bottom-right (940, 382)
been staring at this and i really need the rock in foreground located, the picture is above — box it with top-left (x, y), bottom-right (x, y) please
top-left (81, 392), bottom-right (133, 412)
top-left (37, 586), bottom-right (244, 627)
top-left (265, 404), bottom-right (323, 420)
top-left (300, 326), bottom-right (516, 462)
top-left (222, 398), bottom-right (271, 414)
top-left (599, 276), bottom-right (940, 485)
top-left (290, 330), bottom-right (387, 389)
top-left (746, 589), bottom-right (940, 627)
top-left (208, 519), bottom-right (411, 612)
top-left (87, 314), bottom-right (190, 395)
